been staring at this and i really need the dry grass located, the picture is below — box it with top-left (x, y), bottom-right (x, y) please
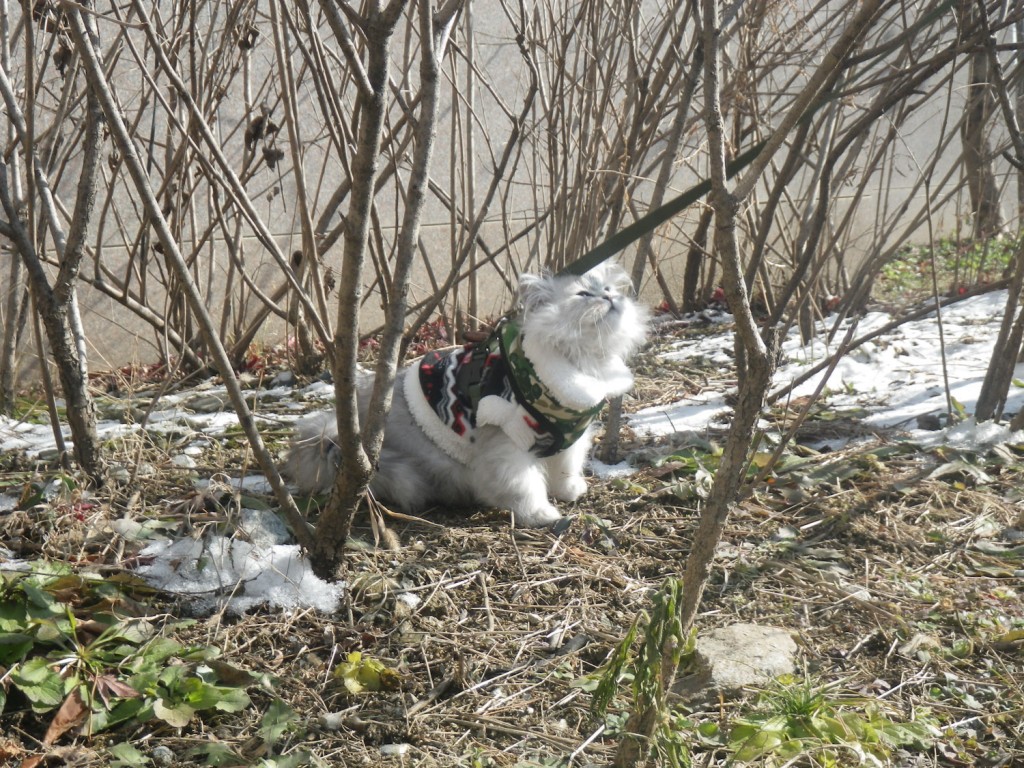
top-left (1, 323), bottom-right (1023, 767)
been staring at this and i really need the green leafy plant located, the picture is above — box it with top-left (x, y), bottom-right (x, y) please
top-left (715, 676), bottom-right (940, 766)
top-left (877, 236), bottom-right (1017, 303)
top-left (584, 578), bottom-right (695, 768)
top-left (332, 651), bottom-right (402, 694)
top-left (0, 565), bottom-right (254, 742)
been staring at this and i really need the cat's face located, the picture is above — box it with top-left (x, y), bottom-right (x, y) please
top-left (517, 263), bottom-right (648, 363)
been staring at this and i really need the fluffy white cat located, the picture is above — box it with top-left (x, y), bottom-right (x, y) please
top-left (286, 262), bottom-right (648, 528)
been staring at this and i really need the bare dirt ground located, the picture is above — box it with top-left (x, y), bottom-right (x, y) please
top-left (1, 319), bottom-right (1023, 768)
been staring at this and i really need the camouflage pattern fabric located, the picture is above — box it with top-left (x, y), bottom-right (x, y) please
top-left (416, 318), bottom-right (605, 458)
top-left (498, 319), bottom-right (605, 456)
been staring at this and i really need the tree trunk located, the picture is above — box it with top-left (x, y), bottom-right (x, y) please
top-left (310, 0), bottom-right (463, 579)
top-left (681, 207), bottom-right (712, 312)
top-left (0, 0), bottom-right (26, 415)
top-left (0, 278), bottom-right (28, 415)
top-left (311, 1), bottom-right (409, 580)
top-left (960, 1), bottom-right (1005, 241)
top-left (613, 1), bottom-right (882, 762)
top-left (0, 12), bottom-right (105, 483)
top-left (971, 0), bottom-right (1024, 421)
top-left (65, 0), bottom-right (316, 551)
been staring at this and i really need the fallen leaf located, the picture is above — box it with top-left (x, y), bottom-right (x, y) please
top-left (43, 687), bottom-right (89, 746)
top-left (205, 659), bottom-right (257, 687)
top-left (94, 674), bottom-right (141, 708)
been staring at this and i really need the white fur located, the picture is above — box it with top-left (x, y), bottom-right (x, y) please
top-left (285, 262), bottom-right (648, 528)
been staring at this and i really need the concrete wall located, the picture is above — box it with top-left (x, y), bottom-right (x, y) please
top-left (1, 1), bottom-right (1018, 383)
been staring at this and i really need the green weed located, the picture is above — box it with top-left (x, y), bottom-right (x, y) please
top-left (711, 676), bottom-right (940, 766)
top-left (0, 564), bottom-right (255, 740)
top-left (583, 577), bottom-right (695, 767)
top-left (877, 236), bottom-right (1017, 303)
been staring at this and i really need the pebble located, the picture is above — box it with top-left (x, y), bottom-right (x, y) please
top-left (151, 745), bottom-right (175, 766)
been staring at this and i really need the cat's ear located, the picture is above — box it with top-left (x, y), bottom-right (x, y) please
top-left (517, 271), bottom-right (556, 312)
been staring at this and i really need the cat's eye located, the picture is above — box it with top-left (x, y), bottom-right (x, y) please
top-left (576, 290), bottom-right (593, 297)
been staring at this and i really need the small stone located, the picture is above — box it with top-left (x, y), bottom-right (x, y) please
top-left (271, 370), bottom-right (297, 388)
top-left (673, 623), bottom-right (798, 702)
top-left (319, 712), bottom-right (345, 731)
top-left (98, 402), bottom-right (127, 421)
top-left (188, 394), bottom-right (226, 413)
top-left (151, 745), bottom-right (175, 766)
top-left (380, 743), bottom-right (410, 757)
top-left (837, 583), bottom-right (872, 601)
top-left (351, 573), bottom-right (398, 603)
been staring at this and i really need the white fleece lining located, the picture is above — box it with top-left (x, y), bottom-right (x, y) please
top-left (402, 356), bottom-right (473, 465)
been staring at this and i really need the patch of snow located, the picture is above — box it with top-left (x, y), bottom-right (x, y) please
top-left (661, 335), bottom-right (733, 365)
top-left (913, 418), bottom-right (1024, 450)
top-left (588, 459), bottom-right (639, 479)
top-left (633, 289), bottom-right (1024, 454)
top-left (0, 416), bottom-right (59, 456)
top-left (180, 412), bottom-right (248, 433)
top-left (630, 395), bottom-right (731, 437)
top-left (297, 380), bottom-right (337, 401)
top-left (397, 592), bottom-right (422, 609)
top-left (137, 536), bottom-right (345, 615)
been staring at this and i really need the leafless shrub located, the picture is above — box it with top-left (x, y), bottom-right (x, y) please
top-left (2, 0), bottom-right (1023, 583)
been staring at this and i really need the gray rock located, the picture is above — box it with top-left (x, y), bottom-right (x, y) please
top-left (271, 370), bottom-right (297, 388)
top-left (673, 623), bottom-right (798, 702)
top-left (151, 745), bottom-right (175, 766)
top-left (188, 394), bottom-right (227, 413)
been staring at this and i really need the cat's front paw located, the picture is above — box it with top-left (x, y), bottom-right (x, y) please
top-left (513, 502), bottom-right (563, 528)
top-left (550, 475), bottom-right (588, 502)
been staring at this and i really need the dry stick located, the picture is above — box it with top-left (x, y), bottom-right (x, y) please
top-left (0, 2), bottom-right (24, 411)
top-left (110, 1), bottom-right (331, 355)
top-left (972, 0), bottom-right (1024, 423)
top-left (0, 285), bottom-right (27, 412)
top-left (407, 76), bottom-right (539, 332)
top-left (311, 0), bottom-right (410, 577)
top-left (0, 34), bottom-right (105, 481)
top-left (363, 0), bottom-right (461, 460)
top-left (598, 17), bottom-right (702, 465)
top-left (268, 2), bottom-right (330, 371)
top-left (752, 85), bottom-right (964, 484)
top-left (61, 3), bottom-right (314, 551)
top-left (732, 1), bottom-right (885, 204)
